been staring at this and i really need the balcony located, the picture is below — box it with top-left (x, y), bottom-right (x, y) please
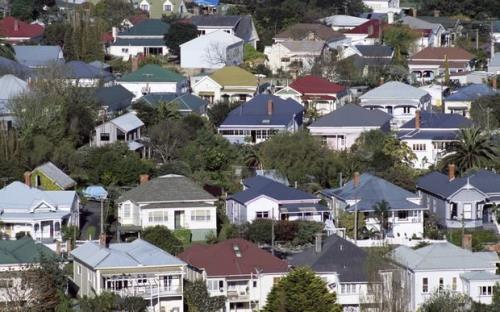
top-left (110, 286), bottom-right (182, 299)
top-left (227, 290), bottom-right (250, 302)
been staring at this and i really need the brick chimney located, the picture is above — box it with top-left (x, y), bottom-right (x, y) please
top-left (131, 56), bottom-right (139, 71)
top-left (415, 110), bottom-right (421, 129)
top-left (492, 76), bottom-right (497, 90)
top-left (448, 164), bottom-right (456, 181)
top-left (462, 234), bottom-right (472, 250)
top-left (433, 10), bottom-right (440, 17)
top-left (99, 233), bottom-right (108, 248)
top-left (412, 8), bottom-right (417, 17)
top-left (139, 174), bottom-right (150, 185)
top-left (267, 99), bottom-right (273, 116)
top-left (353, 172), bottom-right (360, 188)
top-left (24, 171), bottom-right (31, 187)
top-left (14, 19), bottom-right (19, 32)
top-left (379, 76), bottom-right (384, 86)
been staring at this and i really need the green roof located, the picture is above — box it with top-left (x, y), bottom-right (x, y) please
top-left (0, 237), bottom-right (56, 265)
top-left (118, 19), bottom-right (170, 37)
top-left (119, 64), bottom-right (185, 83)
top-left (210, 66), bottom-right (258, 87)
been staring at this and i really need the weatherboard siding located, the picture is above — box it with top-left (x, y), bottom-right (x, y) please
top-left (31, 169), bottom-right (63, 191)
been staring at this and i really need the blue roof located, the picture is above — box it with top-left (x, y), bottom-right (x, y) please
top-left (280, 203), bottom-right (329, 213)
top-left (193, 0), bottom-right (219, 6)
top-left (13, 45), bottom-right (64, 68)
top-left (398, 129), bottom-right (460, 140)
top-left (220, 95), bottom-right (304, 128)
top-left (321, 173), bottom-right (424, 211)
top-left (0, 56), bottom-right (32, 79)
top-left (400, 112), bottom-right (473, 129)
top-left (310, 104), bottom-right (391, 128)
top-left (83, 186), bottom-right (108, 200)
top-left (64, 61), bottom-right (114, 82)
top-left (445, 84), bottom-right (497, 101)
top-left (229, 176), bottom-right (317, 204)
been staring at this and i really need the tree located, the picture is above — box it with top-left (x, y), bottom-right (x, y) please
top-left (93, 0), bottom-right (136, 29)
top-left (470, 95), bottom-right (500, 131)
top-left (11, 0), bottom-right (34, 21)
top-left (263, 267), bottom-right (342, 312)
top-left (382, 24), bottom-right (419, 65)
top-left (79, 292), bottom-right (147, 312)
top-left (164, 22), bottom-right (198, 56)
top-left (337, 210), bottom-right (366, 239)
top-left (373, 200), bottom-right (390, 239)
top-left (0, 39), bottom-right (14, 60)
top-left (142, 225), bottom-right (184, 255)
top-left (148, 119), bottom-right (189, 163)
top-left (419, 289), bottom-right (472, 312)
top-left (184, 280), bottom-right (226, 312)
top-left (440, 128), bottom-right (497, 173)
top-left (207, 101), bottom-right (238, 128)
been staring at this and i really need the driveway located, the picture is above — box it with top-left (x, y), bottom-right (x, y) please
top-left (79, 201), bottom-right (102, 240)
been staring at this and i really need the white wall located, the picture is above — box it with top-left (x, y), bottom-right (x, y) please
top-left (109, 45), bottom-right (168, 61)
top-left (309, 126), bottom-right (384, 150)
top-left (118, 81), bottom-right (180, 101)
top-left (444, 100), bottom-right (471, 117)
top-left (181, 40), bottom-right (243, 69)
top-left (191, 77), bottom-right (222, 103)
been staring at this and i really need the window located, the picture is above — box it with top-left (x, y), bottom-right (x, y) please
top-left (398, 211), bottom-right (408, 220)
top-left (88, 271), bottom-right (93, 285)
top-left (121, 48), bottom-right (129, 53)
top-left (207, 280), bottom-right (222, 292)
top-left (281, 57), bottom-right (290, 62)
top-left (480, 286), bottom-right (493, 296)
top-left (439, 278), bottom-right (444, 290)
top-left (256, 211), bottom-right (269, 219)
top-left (77, 265), bottom-right (81, 275)
top-left (412, 143), bottom-right (426, 151)
top-left (0, 279), bottom-right (13, 288)
top-left (463, 203), bottom-right (472, 219)
top-left (452, 277), bottom-right (457, 291)
top-left (148, 210), bottom-right (167, 223)
top-left (253, 281), bottom-right (257, 288)
top-left (123, 203), bottom-right (131, 218)
top-left (140, 3), bottom-right (149, 11)
top-left (191, 210), bottom-right (211, 221)
top-left (164, 4), bottom-right (172, 11)
top-left (341, 284), bottom-right (346, 293)
top-left (100, 133), bottom-right (110, 141)
top-left (403, 107), bottom-right (411, 114)
top-left (422, 278), bottom-right (428, 293)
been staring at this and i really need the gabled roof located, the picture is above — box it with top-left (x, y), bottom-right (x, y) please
top-left (310, 104), bottom-right (391, 128)
top-left (400, 112), bottom-right (472, 129)
top-left (0, 237), bottom-right (55, 265)
top-left (119, 64), bottom-right (185, 83)
top-left (320, 15), bottom-right (368, 27)
top-left (445, 83), bottom-right (497, 101)
top-left (191, 15), bottom-right (241, 27)
top-left (220, 94), bottom-right (303, 127)
top-left (321, 173), bottom-right (424, 211)
top-left (139, 92), bottom-right (207, 115)
top-left (0, 17), bottom-right (44, 39)
top-left (229, 175), bottom-right (317, 204)
top-left (178, 238), bottom-right (288, 277)
top-left (411, 47), bottom-right (473, 61)
top-left (360, 81), bottom-right (429, 100)
top-left (354, 45), bottom-right (393, 58)
top-left (180, 29), bottom-right (242, 48)
top-left (346, 19), bottom-right (382, 38)
top-left (108, 112), bottom-right (144, 132)
top-left (289, 75), bottom-right (346, 95)
top-left (275, 23), bottom-right (344, 42)
top-left (418, 16), bottom-right (461, 30)
top-left (279, 40), bottom-right (325, 53)
top-left (0, 181), bottom-right (76, 211)
top-left (0, 56), bottom-right (32, 79)
top-left (400, 15), bottom-right (443, 34)
top-left (88, 60), bottom-right (111, 70)
top-left (118, 19), bottom-right (169, 37)
top-left (209, 66), bottom-right (257, 87)
top-left (288, 234), bottom-right (368, 282)
top-left (71, 239), bottom-right (186, 268)
top-left (0, 74), bottom-right (28, 100)
top-left (64, 61), bottom-right (113, 81)
top-left (33, 162), bottom-right (76, 190)
top-left (391, 242), bottom-right (498, 271)
top-left (95, 85), bottom-right (134, 112)
top-left (118, 174), bottom-right (215, 203)
top-left (417, 169), bottom-right (500, 199)
top-left (13, 45), bottom-right (63, 68)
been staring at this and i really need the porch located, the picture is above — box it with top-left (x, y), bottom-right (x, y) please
top-left (279, 203), bottom-right (330, 222)
top-left (102, 273), bottom-right (183, 299)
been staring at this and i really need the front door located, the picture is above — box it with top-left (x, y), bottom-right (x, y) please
top-left (174, 211), bottom-right (184, 229)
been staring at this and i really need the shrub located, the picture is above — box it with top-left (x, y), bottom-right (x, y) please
top-left (247, 219), bottom-right (272, 244)
top-left (173, 228), bottom-right (192, 245)
top-left (275, 221), bottom-right (299, 242)
top-left (294, 221), bottom-right (324, 245)
top-left (15, 231), bottom-right (31, 240)
top-left (85, 226), bottom-right (97, 240)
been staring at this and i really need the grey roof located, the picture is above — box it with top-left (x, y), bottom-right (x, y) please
top-left (139, 92), bottom-right (207, 115)
top-left (34, 161), bottom-right (76, 189)
top-left (0, 56), bottom-right (32, 79)
top-left (309, 104), bottom-right (391, 128)
top-left (321, 173), bottom-right (424, 211)
top-left (460, 271), bottom-right (500, 281)
top-left (355, 45), bottom-right (393, 58)
top-left (360, 81), bottom-right (430, 101)
top-left (401, 15), bottom-right (443, 33)
top-left (118, 174), bottom-right (216, 203)
top-left (118, 19), bottom-right (169, 37)
top-left (445, 84), bottom-right (497, 101)
top-left (13, 45), bottom-right (64, 68)
top-left (398, 129), bottom-right (459, 141)
top-left (0, 74), bottom-right (28, 115)
top-left (288, 234), bottom-right (368, 282)
top-left (109, 112), bottom-right (144, 132)
top-left (417, 16), bottom-right (461, 30)
top-left (391, 243), bottom-right (498, 271)
top-left (0, 181), bottom-right (76, 211)
top-left (280, 40), bottom-right (325, 53)
top-left (112, 38), bottom-right (166, 47)
top-left (64, 61), bottom-right (113, 82)
top-left (88, 60), bottom-right (111, 70)
top-left (417, 169), bottom-right (500, 199)
top-left (71, 239), bottom-right (186, 269)
top-left (490, 53), bottom-right (500, 67)
top-left (191, 15), bottom-right (241, 27)
top-left (95, 85), bottom-right (134, 112)
top-left (346, 54), bottom-right (392, 70)
top-left (400, 112), bottom-right (473, 129)
top-left (320, 15), bottom-right (368, 27)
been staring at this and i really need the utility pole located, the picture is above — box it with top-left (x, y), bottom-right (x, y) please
top-left (100, 198), bottom-right (104, 235)
top-left (475, 28), bottom-right (479, 50)
top-left (271, 208), bottom-right (275, 256)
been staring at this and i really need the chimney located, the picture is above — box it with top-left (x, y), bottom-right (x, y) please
top-left (492, 76), bottom-right (497, 90)
top-left (314, 233), bottom-right (322, 253)
top-left (111, 26), bottom-right (118, 41)
top-left (267, 99), bottom-right (273, 115)
top-left (353, 172), bottom-right (360, 188)
top-left (99, 233), bottom-right (108, 248)
top-left (387, 12), bottom-right (394, 24)
top-left (131, 56), bottom-right (139, 71)
top-left (448, 164), bottom-right (456, 181)
top-left (415, 110), bottom-right (421, 129)
top-left (66, 239), bottom-right (73, 252)
top-left (14, 19), bottom-right (19, 32)
top-left (462, 234), bottom-right (472, 250)
top-left (379, 76), bottom-right (385, 86)
top-left (433, 10), bottom-right (440, 17)
top-left (139, 174), bottom-right (150, 185)
top-left (412, 8), bottom-right (417, 17)
top-left (24, 171), bottom-right (31, 187)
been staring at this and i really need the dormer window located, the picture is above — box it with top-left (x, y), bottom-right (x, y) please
top-left (163, 0), bottom-right (172, 12)
top-left (139, 0), bottom-right (150, 12)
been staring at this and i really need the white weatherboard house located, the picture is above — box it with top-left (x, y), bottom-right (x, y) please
top-left (264, 40), bottom-right (325, 74)
top-left (117, 174), bottom-right (217, 241)
top-left (0, 179), bottom-right (80, 241)
top-left (391, 243), bottom-right (500, 311)
top-left (180, 30), bottom-right (243, 69)
top-left (0, 74), bottom-right (28, 130)
top-left (359, 81), bottom-right (431, 129)
top-left (362, 0), bottom-right (400, 13)
top-left (71, 239), bottom-right (186, 312)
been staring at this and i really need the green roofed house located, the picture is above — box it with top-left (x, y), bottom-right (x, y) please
top-left (139, 92), bottom-right (208, 116)
top-left (30, 161), bottom-right (76, 191)
top-left (191, 66), bottom-right (258, 106)
top-left (117, 64), bottom-right (187, 100)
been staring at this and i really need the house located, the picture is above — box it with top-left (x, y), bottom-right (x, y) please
top-left (444, 83), bottom-right (497, 117)
top-left (359, 81), bottom-right (432, 129)
top-left (274, 75), bottom-right (348, 115)
top-left (418, 16), bottom-right (464, 46)
top-left (190, 15), bottom-right (259, 48)
top-left (117, 64), bottom-right (187, 100)
top-left (139, 92), bottom-right (208, 116)
top-left (192, 0), bottom-right (219, 15)
top-left (419, 84), bottom-right (449, 108)
top-left (88, 60), bottom-right (111, 72)
top-left (13, 45), bottom-right (64, 69)
top-left (362, 0), bottom-right (401, 13)
top-left (391, 242), bottom-right (500, 310)
top-left (408, 47), bottom-right (474, 82)
top-left (190, 66), bottom-right (258, 105)
top-left (178, 238), bottom-right (289, 312)
top-left (94, 85), bottom-right (135, 116)
top-left (398, 111), bottom-right (473, 169)
top-left (449, 71), bottom-right (493, 86)
top-left (309, 104), bottom-right (392, 151)
top-left (132, 0), bottom-right (187, 19)
top-left (226, 175), bottom-right (330, 224)
top-left (30, 161), bottom-right (76, 191)
top-left (400, 16), bottom-right (445, 51)
top-left (488, 52), bottom-right (500, 74)
top-left (417, 166), bottom-right (500, 229)
top-left (264, 40), bottom-right (325, 74)
top-left (0, 237), bottom-right (56, 302)
top-left (319, 15), bottom-right (369, 31)
top-left (218, 94), bottom-right (303, 144)
top-left (493, 21), bottom-right (500, 44)
top-left (109, 19), bottom-right (170, 61)
top-left (117, 174), bottom-right (217, 241)
top-left (120, 14), bottom-right (149, 29)
top-left (320, 173), bottom-right (427, 241)
top-left (0, 16), bottom-right (44, 43)
top-left (0, 56), bottom-right (31, 79)
top-left (0, 178), bottom-right (80, 241)
top-left (71, 238), bottom-right (186, 312)
top-left (0, 74), bottom-right (28, 131)
top-left (63, 61), bottom-right (114, 87)
top-left (288, 234), bottom-right (372, 309)
top-left (340, 45), bottom-right (394, 77)
top-left (344, 19), bottom-right (383, 45)
top-left (273, 23), bottom-right (344, 43)
top-left (91, 112), bottom-right (146, 154)
top-left (180, 30), bottom-right (244, 69)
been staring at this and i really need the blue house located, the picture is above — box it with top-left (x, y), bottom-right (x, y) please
top-left (444, 84), bottom-right (497, 117)
top-left (218, 94), bottom-right (304, 144)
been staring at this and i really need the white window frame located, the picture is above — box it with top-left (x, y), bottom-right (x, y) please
top-left (191, 209), bottom-right (211, 222)
top-left (256, 211), bottom-right (270, 219)
top-left (422, 277), bottom-right (428, 293)
top-left (77, 264), bottom-right (81, 275)
top-left (463, 203), bottom-right (472, 219)
top-left (123, 203), bottom-right (131, 218)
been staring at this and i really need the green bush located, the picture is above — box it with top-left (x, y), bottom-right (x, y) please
top-left (247, 219), bottom-right (272, 244)
top-left (173, 228), bottom-right (192, 245)
top-left (294, 221), bottom-right (324, 245)
top-left (246, 219), bottom-right (324, 246)
top-left (447, 229), bottom-right (498, 251)
top-left (85, 226), bottom-right (97, 240)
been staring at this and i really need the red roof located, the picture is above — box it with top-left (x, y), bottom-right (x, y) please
top-left (289, 75), bottom-right (346, 95)
top-left (101, 32), bottom-right (113, 44)
top-left (129, 14), bottom-right (148, 26)
top-left (178, 238), bottom-right (289, 277)
top-left (346, 19), bottom-right (382, 39)
top-left (0, 16), bottom-right (44, 39)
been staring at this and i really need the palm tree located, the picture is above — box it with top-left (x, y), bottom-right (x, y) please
top-left (373, 200), bottom-right (390, 239)
top-left (441, 128), bottom-right (497, 172)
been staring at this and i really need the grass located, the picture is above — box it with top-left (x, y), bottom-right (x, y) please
top-left (446, 229), bottom-right (499, 251)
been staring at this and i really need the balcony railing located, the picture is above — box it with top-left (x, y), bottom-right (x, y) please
top-left (110, 286), bottom-right (182, 298)
top-left (227, 290), bottom-right (250, 302)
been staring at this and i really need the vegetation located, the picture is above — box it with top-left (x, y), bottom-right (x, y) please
top-left (164, 22), bottom-right (198, 56)
top-left (337, 211), bottom-right (366, 239)
top-left (142, 225), bottom-right (185, 255)
top-left (242, 219), bottom-right (324, 246)
top-left (447, 229), bottom-right (498, 251)
top-left (419, 289), bottom-right (472, 312)
top-left (184, 280), bottom-right (226, 312)
top-left (382, 24), bottom-right (420, 65)
top-left (471, 95), bottom-right (500, 132)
